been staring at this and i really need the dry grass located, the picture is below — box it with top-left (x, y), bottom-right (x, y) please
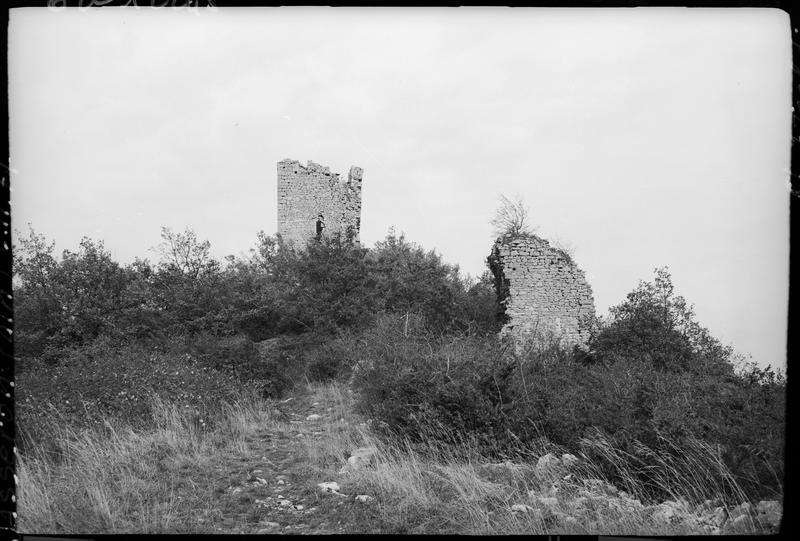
top-left (18, 380), bottom-right (781, 535)
top-left (300, 380), bottom-right (781, 535)
top-left (17, 389), bottom-right (279, 534)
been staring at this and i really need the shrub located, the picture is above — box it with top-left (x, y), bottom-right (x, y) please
top-left (351, 308), bottom-right (784, 502)
top-left (13, 229), bottom-right (138, 356)
top-left (186, 333), bottom-right (292, 397)
top-left (13, 226), bottom-right (784, 505)
top-left (13, 227), bottom-right (500, 367)
top-left (351, 313), bottom-right (515, 453)
top-left (460, 271), bottom-right (505, 334)
top-left (303, 334), bottom-right (358, 382)
top-left (583, 268), bottom-right (785, 499)
top-left (15, 337), bottom-right (243, 453)
top-left (367, 233), bottom-right (476, 333)
top-left (252, 232), bottom-right (377, 333)
top-left (246, 230), bottom-right (499, 338)
top-left (589, 267), bottom-right (735, 376)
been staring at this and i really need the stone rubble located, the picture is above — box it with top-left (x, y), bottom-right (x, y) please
top-left (535, 453), bottom-right (562, 477)
top-left (561, 453), bottom-right (579, 468)
top-left (340, 446), bottom-right (379, 474)
top-left (256, 521), bottom-right (280, 533)
top-left (224, 441), bottom-right (780, 535)
top-left (317, 481), bottom-right (341, 493)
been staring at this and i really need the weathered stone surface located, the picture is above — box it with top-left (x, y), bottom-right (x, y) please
top-left (277, 159), bottom-right (363, 247)
top-left (698, 506), bottom-right (727, 529)
top-left (756, 499), bottom-right (781, 529)
top-left (338, 446), bottom-right (379, 475)
top-left (536, 453), bottom-right (562, 476)
top-left (348, 446), bottom-right (378, 468)
top-left (727, 513), bottom-right (751, 530)
top-left (728, 501), bottom-right (753, 521)
top-left (257, 522), bottom-right (280, 533)
top-left (651, 503), bottom-right (679, 524)
top-left (511, 503), bottom-right (534, 513)
top-left (561, 453), bottom-right (579, 468)
top-left (489, 235), bottom-right (596, 348)
top-left (317, 481), bottom-right (341, 494)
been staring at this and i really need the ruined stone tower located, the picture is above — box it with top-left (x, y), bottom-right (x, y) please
top-left (277, 159), bottom-right (363, 247)
top-left (489, 234), bottom-right (596, 348)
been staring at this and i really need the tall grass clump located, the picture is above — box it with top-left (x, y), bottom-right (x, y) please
top-left (577, 428), bottom-right (752, 506)
top-left (17, 391), bottom-right (278, 534)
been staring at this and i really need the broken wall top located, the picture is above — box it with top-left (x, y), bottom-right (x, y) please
top-left (490, 233), bottom-right (596, 348)
top-left (277, 159), bottom-right (363, 247)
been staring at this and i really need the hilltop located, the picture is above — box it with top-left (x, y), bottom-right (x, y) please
top-left (13, 226), bottom-right (785, 534)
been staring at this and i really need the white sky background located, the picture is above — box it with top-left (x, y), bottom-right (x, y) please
top-left (9, 7), bottom-right (791, 369)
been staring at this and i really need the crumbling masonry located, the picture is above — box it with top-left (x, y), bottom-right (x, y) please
top-left (277, 159), bottom-right (363, 247)
top-left (489, 235), bottom-right (596, 348)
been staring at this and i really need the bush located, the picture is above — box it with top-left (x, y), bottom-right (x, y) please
top-left (303, 334), bottom-right (358, 382)
top-left (367, 233), bottom-right (477, 333)
top-left (13, 226), bottom-right (784, 504)
top-left (13, 227), bottom-right (500, 367)
top-left (246, 230), bottom-right (500, 338)
top-left (583, 268), bottom-right (784, 498)
top-left (186, 333), bottom-right (292, 398)
top-left (252, 232), bottom-right (377, 334)
top-left (231, 303), bottom-right (308, 341)
top-left (350, 307), bottom-right (785, 502)
top-left (16, 337), bottom-right (243, 452)
top-left (13, 230), bottom-right (138, 355)
top-left (351, 313), bottom-right (515, 453)
top-left (187, 333), bottom-right (259, 373)
top-left (589, 267), bottom-right (735, 376)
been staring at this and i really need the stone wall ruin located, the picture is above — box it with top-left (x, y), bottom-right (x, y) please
top-left (277, 159), bottom-right (363, 247)
top-left (489, 234), bottom-right (596, 348)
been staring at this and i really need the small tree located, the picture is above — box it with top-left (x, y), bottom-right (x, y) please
top-left (151, 227), bottom-right (225, 334)
top-left (13, 227), bottom-right (136, 356)
top-left (490, 193), bottom-right (536, 238)
top-left (368, 231), bottom-right (469, 332)
top-left (13, 226), bottom-right (62, 357)
top-left (155, 227), bottom-right (218, 280)
top-left (590, 267), bottom-right (734, 374)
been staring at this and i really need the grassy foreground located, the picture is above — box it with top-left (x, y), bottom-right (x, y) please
top-left (18, 391), bottom-right (276, 533)
top-left (18, 382), bottom-right (781, 535)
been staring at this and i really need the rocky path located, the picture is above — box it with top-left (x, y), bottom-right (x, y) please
top-left (168, 388), bottom-right (782, 535)
top-left (198, 392), bottom-right (379, 535)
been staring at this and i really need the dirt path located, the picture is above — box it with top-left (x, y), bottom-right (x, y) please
top-left (197, 391), bottom-right (380, 535)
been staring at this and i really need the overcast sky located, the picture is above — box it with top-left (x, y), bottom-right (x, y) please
top-left (9, 7), bottom-right (791, 369)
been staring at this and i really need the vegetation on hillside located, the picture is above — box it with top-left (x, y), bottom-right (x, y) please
top-left (13, 221), bottom-right (785, 533)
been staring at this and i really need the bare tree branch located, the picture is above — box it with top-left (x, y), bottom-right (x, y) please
top-left (490, 194), bottom-right (536, 238)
